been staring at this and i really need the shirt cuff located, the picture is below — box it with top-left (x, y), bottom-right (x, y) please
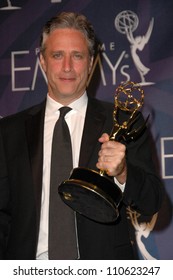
top-left (114, 177), bottom-right (126, 192)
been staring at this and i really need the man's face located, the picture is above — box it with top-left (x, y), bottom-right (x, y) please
top-left (40, 28), bottom-right (93, 104)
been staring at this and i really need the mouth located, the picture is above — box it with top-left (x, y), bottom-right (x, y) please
top-left (60, 76), bottom-right (76, 81)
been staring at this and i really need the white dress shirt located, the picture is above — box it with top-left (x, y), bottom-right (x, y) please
top-left (36, 92), bottom-right (88, 259)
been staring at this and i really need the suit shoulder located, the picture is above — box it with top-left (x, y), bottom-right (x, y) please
top-left (0, 100), bottom-right (46, 126)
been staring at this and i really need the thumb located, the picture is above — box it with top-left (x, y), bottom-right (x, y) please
top-left (98, 133), bottom-right (109, 143)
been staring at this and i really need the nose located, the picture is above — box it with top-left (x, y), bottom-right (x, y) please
top-left (63, 55), bottom-right (72, 72)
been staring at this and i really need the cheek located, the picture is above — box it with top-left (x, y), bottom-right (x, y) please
top-left (77, 63), bottom-right (91, 78)
top-left (46, 61), bottom-right (59, 76)
top-left (78, 69), bottom-right (89, 83)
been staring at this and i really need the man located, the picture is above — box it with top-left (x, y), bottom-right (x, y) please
top-left (0, 12), bottom-right (163, 260)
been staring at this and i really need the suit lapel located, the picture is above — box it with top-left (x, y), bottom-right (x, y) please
top-left (25, 100), bottom-right (46, 229)
top-left (79, 98), bottom-right (107, 167)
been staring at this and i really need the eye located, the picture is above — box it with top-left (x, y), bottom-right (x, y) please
top-left (73, 52), bottom-right (84, 60)
top-left (52, 52), bottom-right (63, 59)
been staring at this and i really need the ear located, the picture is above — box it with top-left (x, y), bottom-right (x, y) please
top-left (39, 53), bottom-right (47, 73)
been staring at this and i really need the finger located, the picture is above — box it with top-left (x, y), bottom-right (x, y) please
top-left (98, 133), bottom-right (109, 143)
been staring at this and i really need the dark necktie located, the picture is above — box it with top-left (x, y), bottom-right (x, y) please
top-left (48, 106), bottom-right (78, 259)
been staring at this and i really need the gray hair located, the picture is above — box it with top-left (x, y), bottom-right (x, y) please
top-left (40, 12), bottom-right (96, 57)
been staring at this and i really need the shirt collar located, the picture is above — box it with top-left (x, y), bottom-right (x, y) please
top-left (46, 92), bottom-right (88, 117)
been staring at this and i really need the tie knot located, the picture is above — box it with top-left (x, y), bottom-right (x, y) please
top-left (59, 106), bottom-right (72, 118)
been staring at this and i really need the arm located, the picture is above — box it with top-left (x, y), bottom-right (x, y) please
top-left (124, 124), bottom-right (164, 215)
top-left (96, 112), bottom-right (164, 216)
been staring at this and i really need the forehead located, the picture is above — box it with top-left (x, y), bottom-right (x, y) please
top-left (44, 28), bottom-right (89, 51)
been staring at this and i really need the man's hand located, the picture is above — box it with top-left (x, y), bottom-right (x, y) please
top-left (96, 133), bottom-right (127, 184)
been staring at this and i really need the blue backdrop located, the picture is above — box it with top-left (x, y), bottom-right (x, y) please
top-left (0, 0), bottom-right (173, 259)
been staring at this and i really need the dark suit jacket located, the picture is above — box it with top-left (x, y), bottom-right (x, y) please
top-left (0, 96), bottom-right (163, 260)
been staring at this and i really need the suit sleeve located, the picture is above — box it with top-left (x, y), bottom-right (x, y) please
top-left (0, 124), bottom-right (11, 259)
top-left (122, 112), bottom-right (164, 215)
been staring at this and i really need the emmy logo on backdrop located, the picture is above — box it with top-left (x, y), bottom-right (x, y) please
top-left (0, 0), bottom-right (21, 10)
top-left (58, 81), bottom-right (149, 223)
top-left (127, 207), bottom-right (158, 260)
top-left (115, 10), bottom-right (154, 86)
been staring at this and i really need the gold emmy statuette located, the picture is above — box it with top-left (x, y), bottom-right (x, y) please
top-left (58, 81), bottom-right (147, 223)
